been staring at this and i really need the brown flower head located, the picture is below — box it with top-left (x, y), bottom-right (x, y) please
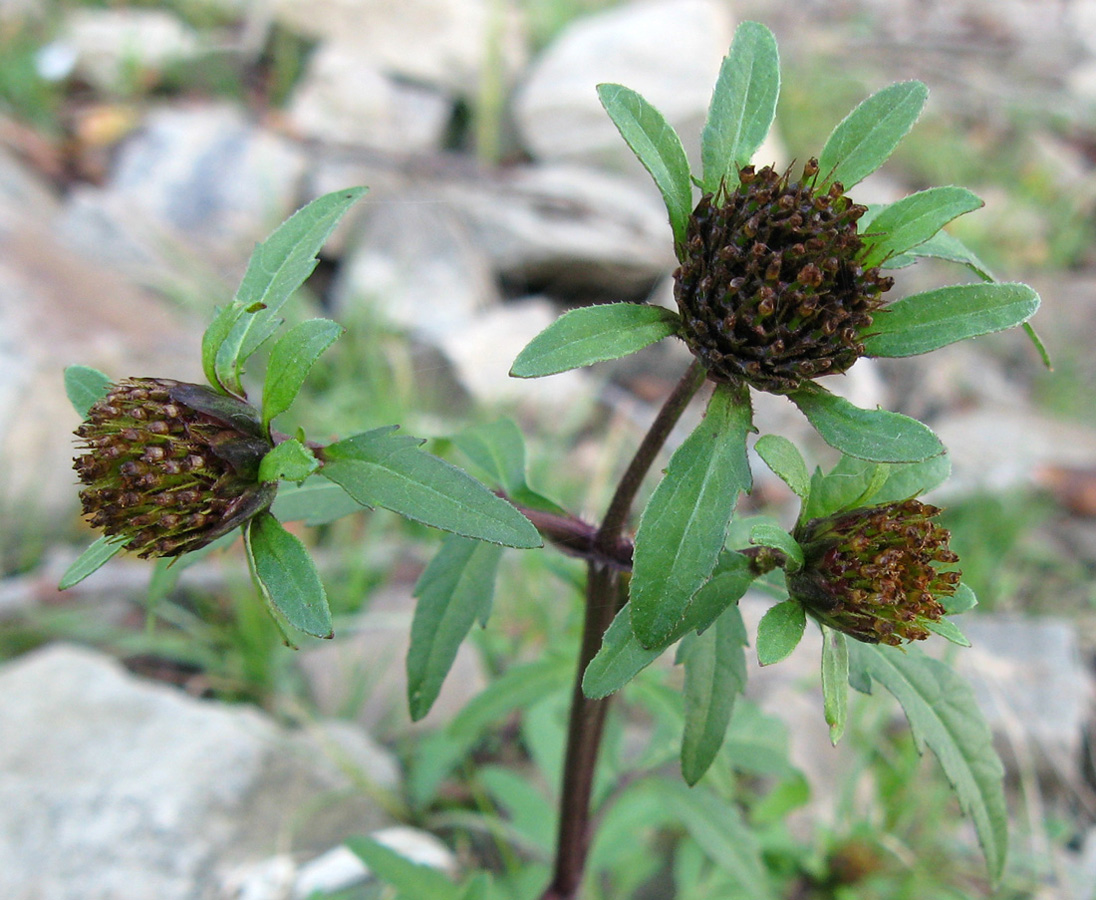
top-left (786, 499), bottom-right (960, 646)
top-left (74, 378), bottom-right (276, 558)
top-left (673, 159), bottom-right (894, 394)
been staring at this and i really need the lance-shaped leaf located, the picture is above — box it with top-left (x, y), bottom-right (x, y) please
top-left (860, 186), bottom-right (983, 268)
top-left (271, 477), bottom-right (364, 525)
top-left (58, 535), bottom-right (128, 590)
top-left (754, 433), bottom-right (810, 499)
top-left (244, 512), bottom-right (332, 638)
top-left (756, 599), bottom-right (805, 666)
top-left (680, 605), bottom-right (748, 785)
top-left (598, 83), bottom-right (693, 252)
top-left (821, 626), bottom-right (849, 744)
top-left (452, 419), bottom-right (564, 514)
top-left (701, 21), bottom-right (781, 193)
top-left (64, 365), bottom-right (111, 418)
top-left (261, 318), bottom-right (343, 428)
top-left (510, 303), bottom-right (680, 378)
top-left (847, 642), bottom-right (1008, 883)
top-left (818, 81), bottom-right (927, 190)
top-left (631, 384), bottom-right (754, 649)
top-left (202, 187), bottom-right (365, 395)
top-left (864, 282), bottom-right (1039, 358)
top-left (346, 836), bottom-right (460, 900)
top-left (321, 430), bottom-right (541, 548)
top-left (408, 535), bottom-right (503, 721)
top-left (946, 582), bottom-right (979, 615)
top-left (790, 384), bottom-right (944, 463)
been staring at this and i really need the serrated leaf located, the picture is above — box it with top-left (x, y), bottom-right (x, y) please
top-left (408, 535), bottom-right (503, 721)
top-left (261, 318), bottom-right (344, 428)
top-left (749, 523), bottom-right (803, 572)
top-left (64, 365), bottom-right (111, 418)
top-left (244, 512), bottom-right (332, 638)
top-left (346, 836), bottom-right (460, 900)
top-left (946, 582), bottom-right (978, 615)
top-left (270, 476), bottom-right (364, 525)
top-left (58, 535), bottom-right (128, 590)
top-left (847, 643), bottom-right (1008, 882)
top-left (754, 433), bottom-right (810, 498)
top-left (860, 186), bottom-right (983, 268)
top-left (681, 605), bottom-right (748, 785)
top-left (258, 439), bottom-right (318, 483)
top-left (631, 384), bottom-right (754, 648)
top-left (821, 627), bottom-right (849, 744)
top-left (701, 21), bottom-right (781, 193)
top-left (204, 187), bottom-right (365, 395)
top-left (790, 384), bottom-right (944, 463)
top-left (598, 83), bottom-right (693, 251)
top-left (818, 81), bottom-right (928, 190)
top-left (864, 282), bottom-right (1039, 358)
top-left (756, 599), bottom-right (806, 666)
top-left (322, 432), bottom-right (541, 548)
top-left (510, 303), bottom-right (680, 378)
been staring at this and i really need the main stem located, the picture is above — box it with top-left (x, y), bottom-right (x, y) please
top-left (541, 360), bottom-right (706, 900)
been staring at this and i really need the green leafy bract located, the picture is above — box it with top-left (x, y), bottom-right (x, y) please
top-left (64, 365), bottom-right (111, 418)
top-left (680, 605), bottom-right (748, 785)
top-left (818, 81), bottom-right (928, 190)
top-left (408, 535), bottom-right (503, 721)
top-left (598, 83), bottom-right (693, 252)
top-left (755, 599), bottom-right (806, 666)
top-left (946, 582), bottom-right (979, 615)
top-left (58, 535), bottom-right (128, 590)
top-left (270, 477), bottom-right (363, 525)
top-left (244, 511), bottom-right (332, 638)
top-left (261, 318), bottom-right (344, 429)
top-left (258, 439), bottom-right (318, 484)
top-left (631, 384), bottom-right (754, 648)
top-left (202, 187), bottom-right (365, 396)
top-left (848, 642), bottom-right (1008, 883)
top-left (701, 21), bottom-right (780, 193)
top-left (749, 522), bottom-right (803, 572)
top-left (859, 186), bottom-right (983, 268)
top-left (790, 384), bottom-right (944, 463)
top-left (864, 282), bottom-right (1040, 358)
top-left (802, 453), bottom-right (951, 522)
top-left (821, 626), bottom-right (849, 744)
top-left (754, 433), bottom-right (810, 498)
top-left (510, 303), bottom-right (680, 378)
top-left (321, 428), bottom-right (541, 549)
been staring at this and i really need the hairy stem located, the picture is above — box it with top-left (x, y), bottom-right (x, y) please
top-left (541, 361), bottom-right (707, 900)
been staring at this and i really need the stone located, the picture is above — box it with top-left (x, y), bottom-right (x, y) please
top-left (0, 145), bottom-right (59, 228)
top-left (442, 163), bottom-right (677, 300)
top-left (286, 45), bottom-right (453, 153)
top-left (59, 8), bottom-right (201, 93)
top-left (0, 643), bottom-right (401, 900)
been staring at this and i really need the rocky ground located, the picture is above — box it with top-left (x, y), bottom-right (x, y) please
top-left (1, 0), bottom-right (1095, 897)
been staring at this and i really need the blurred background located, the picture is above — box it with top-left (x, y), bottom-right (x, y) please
top-left (1, 1), bottom-right (1095, 898)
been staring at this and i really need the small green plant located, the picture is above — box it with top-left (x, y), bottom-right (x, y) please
top-left (61, 22), bottom-right (1045, 899)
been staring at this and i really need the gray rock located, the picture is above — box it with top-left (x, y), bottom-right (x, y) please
top-left (0, 145), bottom-right (59, 228)
top-left (514, 0), bottom-right (751, 174)
top-left (0, 643), bottom-right (400, 900)
top-left (286, 45), bottom-right (453, 152)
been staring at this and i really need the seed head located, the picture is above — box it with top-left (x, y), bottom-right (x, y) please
top-left (673, 159), bottom-right (894, 393)
top-left (787, 499), bottom-right (960, 646)
top-left (74, 378), bottom-right (276, 558)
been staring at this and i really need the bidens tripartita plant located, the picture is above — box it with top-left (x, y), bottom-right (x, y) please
top-left (64, 22), bottom-right (1042, 900)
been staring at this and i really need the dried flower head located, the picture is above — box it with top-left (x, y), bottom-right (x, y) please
top-left (74, 378), bottom-right (276, 558)
top-left (673, 159), bottom-right (894, 394)
top-left (787, 499), bottom-right (960, 645)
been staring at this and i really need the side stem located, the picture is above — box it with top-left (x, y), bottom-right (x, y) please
top-left (541, 360), bottom-right (707, 900)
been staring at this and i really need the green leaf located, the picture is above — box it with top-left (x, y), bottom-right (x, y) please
top-left (322, 431), bottom-right (541, 548)
top-left (597, 83), bottom-right (693, 252)
top-left (946, 582), bottom-right (978, 615)
top-left (408, 535), bottom-right (503, 721)
top-left (478, 766), bottom-right (555, 854)
top-left (790, 384), bottom-right (944, 463)
top-left (884, 226), bottom-right (994, 279)
top-left (631, 384), bottom-right (754, 648)
top-left (925, 617), bottom-right (972, 647)
top-left (58, 535), bottom-right (128, 590)
top-left (749, 522), bottom-right (803, 572)
top-left (821, 627), bottom-right (849, 744)
top-left (860, 186), bottom-right (983, 268)
top-left (847, 643), bottom-right (1008, 883)
top-left (818, 81), bottom-right (928, 190)
top-left (510, 303), bottom-right (680, 378)
top-left (701, 21), bottom-right (781, 193)
top-left (802, 453), bottom-right (951, 522)
top-left (345, 836), bottom-right (460, 900)
top-left (64, 365), bottom-right (111, 418)
top-left (756, 599), bottom-right (806, 666)
top-left (258, 439), bottom-right (319, 483)
top-left (864, 283), bottom-right (1040, 358)
top-left (270, 476), bottom-right (363, 525)
top-left (452, 419), bottom-right (564, 514)
top-left (244, 512), bottom-right (332, 638)
top-left (681, 605), bottom-right (748, 785)
top-left (203, 187), bottom-right (365, 395)
top-left (261, 318), bottom-right (344, 428)
top-left (754, 433), bottom-right (810, 498)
